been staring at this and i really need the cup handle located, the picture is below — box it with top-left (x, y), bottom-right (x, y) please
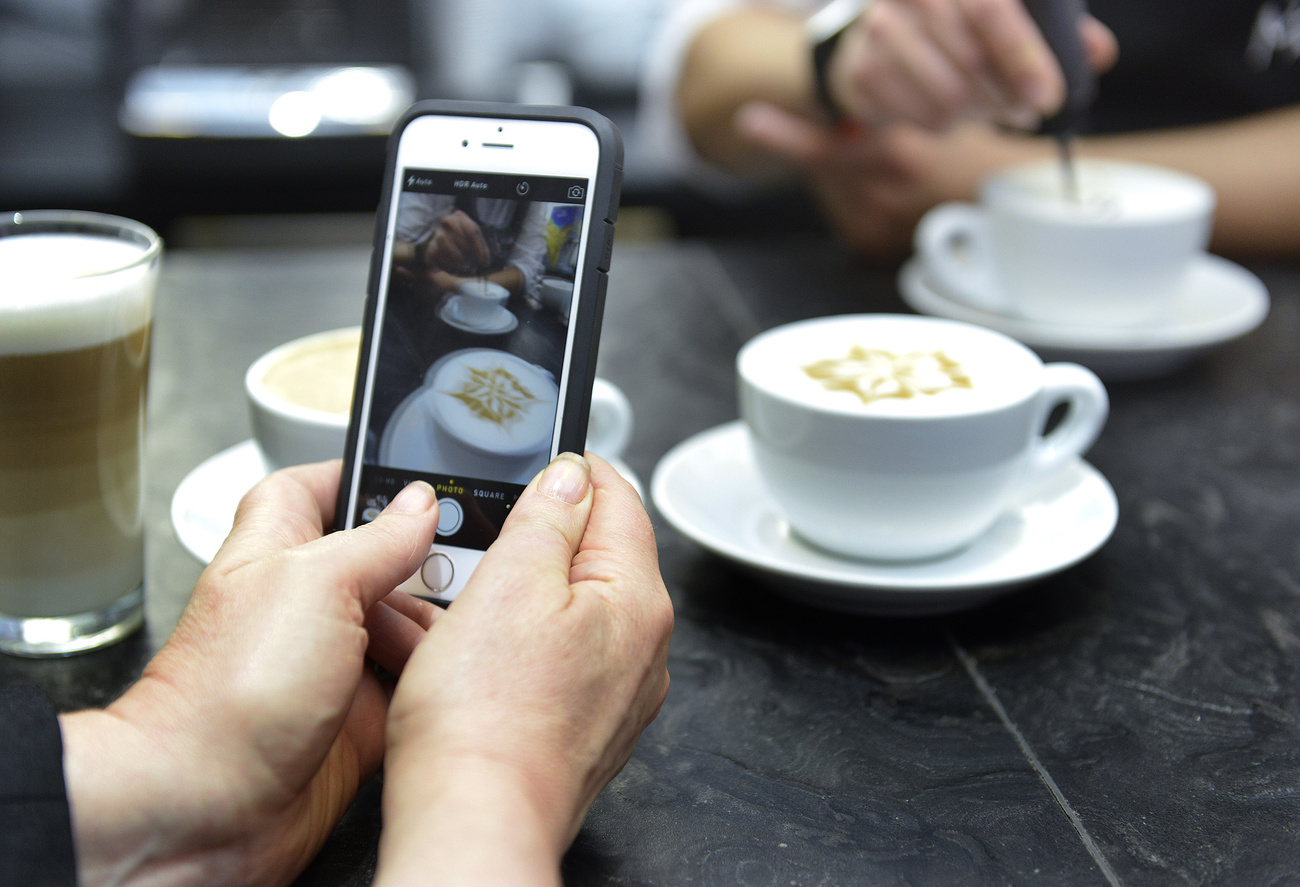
top-left (913, 203), bottom-right (1010, 314)
top-left (1028, 363), bottom-right (1109, 480)
top-left (585, 378), bottom-right (634, 461)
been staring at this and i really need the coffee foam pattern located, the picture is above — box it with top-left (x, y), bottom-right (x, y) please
top-left (0, 234), bottom-right (156, 355)
top-left (432, 350), bottom-right (559, 455)
top-left (740, 316), bottom-right (1041, 417)
top-left (991, 160), bottom-right (1214, 224)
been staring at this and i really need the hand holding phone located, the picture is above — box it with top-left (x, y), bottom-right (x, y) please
top-left (336, 100), bottom-right (623, 603)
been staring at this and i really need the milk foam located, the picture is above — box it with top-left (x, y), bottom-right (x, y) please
top-left (0, 233), bottom-right (156, 354)
top-left (261, 332), bottom-right (359, 415)
top-left (741, 317), bottom-right (1040, 416)
top-left (994, 160), bottom-right (1213, 224)
top-left (433, 351), bottom-right (558, 454)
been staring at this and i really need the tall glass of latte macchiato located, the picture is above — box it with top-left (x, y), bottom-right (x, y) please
top-left (0, 211), bottom-right (161, 656)
top-left (739, 315), bottom-right (1108, 561)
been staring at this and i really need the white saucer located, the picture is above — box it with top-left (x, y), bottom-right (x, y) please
top-left (650, 422), bottom-right (1118, 616)
top-left (439, 295), bottom-right (518, 335)
top-left (171, 440), bottom-right (269, 563)
top-left (898, 254), bottom-right (1269, 380)
top-left (171, 440), bottom-right (644, 565)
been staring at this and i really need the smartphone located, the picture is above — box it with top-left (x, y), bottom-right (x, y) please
top-left (336, 100), bottom-right (622, 603)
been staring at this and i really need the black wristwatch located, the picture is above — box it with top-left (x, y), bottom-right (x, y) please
top-left (806, 0), bottom-right (868, 121)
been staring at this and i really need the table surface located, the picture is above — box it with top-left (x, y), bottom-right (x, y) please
top-left (3, 235), bottom-right (1298, 886)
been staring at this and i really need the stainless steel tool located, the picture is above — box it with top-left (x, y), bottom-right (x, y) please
top-left (1023, 0), bottom-right (1096, 200)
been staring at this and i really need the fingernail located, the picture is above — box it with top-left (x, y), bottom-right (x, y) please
top-left (537, 452), bottom-right (591, 504)
top-left (386, 481), bottom-right (437, 515)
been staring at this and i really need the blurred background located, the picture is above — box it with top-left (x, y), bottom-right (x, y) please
top-left (0, 0), bottom-right (815, 246)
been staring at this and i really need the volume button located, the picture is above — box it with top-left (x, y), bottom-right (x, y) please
top-left (598, 221), bottom-right (616, 272)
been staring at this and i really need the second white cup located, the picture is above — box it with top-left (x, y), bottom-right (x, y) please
top-left (738, 314), bottom-right (1108, 562)
top-left (915, 158), bottom-right (1216, 327)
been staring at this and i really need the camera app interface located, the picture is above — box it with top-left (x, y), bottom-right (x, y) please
top-left (352, 167), bottom-right (590, 550)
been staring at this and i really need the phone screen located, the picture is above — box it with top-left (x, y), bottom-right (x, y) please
top-left (345, 165), bottom-right (592, 553)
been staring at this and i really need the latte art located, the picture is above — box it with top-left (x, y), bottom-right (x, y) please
top-left (441, 364), bottom-right (543, 427)
top-left (430, 350), bottom-right (558, 456)
top-left (803, 346), bottom-right (972, 404)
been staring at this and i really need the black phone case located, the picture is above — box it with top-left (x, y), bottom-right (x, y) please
top-left (334, 100), bottom-right (624, 531)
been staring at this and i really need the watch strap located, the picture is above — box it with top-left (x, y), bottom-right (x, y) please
top-left (807, 0), bottom-right (868, 121)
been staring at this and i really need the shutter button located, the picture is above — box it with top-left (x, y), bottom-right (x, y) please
top-left (436, 498), bottom-right (464, 536)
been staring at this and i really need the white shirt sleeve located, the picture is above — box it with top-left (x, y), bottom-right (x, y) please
top-left (635, 0), bottom-right (821, 190)
top-left (394, 193), bottom-right (456, 244)
top-left (505, 201), bottom-right (550, 298)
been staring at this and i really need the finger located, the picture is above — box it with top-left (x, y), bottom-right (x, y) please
top-left (897, 0), bottom-right (983, 78)
top-left (1080, 16), bottom-right (1119, 73)
top-left (446, 212), bottom-right (491, 270)
top-left (854, 1), bottom-right (971, 127)
top-left (572, 453), bottom-right (664, 593)
top-left (461, 453), bottom-right (594, 608)
top-left (295, 480), bottom-right (442, 613)
top-left (380, 589), bottom-right (443, 630)
top-left (364, 598), bottom-right (431, 676)
top-left (735, 101), bottom-right (840, 166)
top-left (213, 460), bottom-right (344, 571)
top-left (960, 0), bottom-right (1064, 115)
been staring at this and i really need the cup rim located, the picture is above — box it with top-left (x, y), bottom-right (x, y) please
top-left (980, 158), bottom-right (1216, 222)
top-left (456, 279), bottom-right (510, 300)
top-left (738, 313), bottom-right (1044, 419)
top-left (245, 326), bottom-right (359, 428)
top-left (0, 210), bottom-right (163, 275)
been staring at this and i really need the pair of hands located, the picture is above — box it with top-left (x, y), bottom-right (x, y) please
top-left (735, 0), bottom-right (1119, 257)
top-left (819, 0), bottom-right (1118, 132)
top-left (60, 452), bottom-right (672, 887)
top-left (395, 210), bottom-right (525, 297)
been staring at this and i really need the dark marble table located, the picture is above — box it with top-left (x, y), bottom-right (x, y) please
top-left (3, 235), bottom-right (1297, 885)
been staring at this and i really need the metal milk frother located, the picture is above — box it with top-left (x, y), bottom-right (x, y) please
top-left (1023, 0), bottom-right (1097, 199)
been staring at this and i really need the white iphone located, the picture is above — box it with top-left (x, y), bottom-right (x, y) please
top-left (336, 100), bottom-right (623, 603)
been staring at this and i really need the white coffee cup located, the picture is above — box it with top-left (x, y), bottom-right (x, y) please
top-left (538, 276), bottom-right (574, 321)
top-left (915, 159), bottom-right (1216, 327)
top-left (455, 279), bottom-right (510, 325)
top-left (738, 314), bottom-right (1108, 561)
top-left (246, 327), bottom-right (359, 470)
top-left (587, 377), bottom-right (634, 461)
top-left (249, 328), bottom-right (635, 470)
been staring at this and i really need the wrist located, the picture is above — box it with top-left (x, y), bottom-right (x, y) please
top-left (377, 752), bottom-right (564, 887)
top-left (60, 708), bottom-right (168, 887)
top-left (59, 680), bottom-right (244, 887)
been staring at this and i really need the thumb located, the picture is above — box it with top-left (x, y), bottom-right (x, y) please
top-left (461, 453), bottom-right (594, 605)
top-left (305, 481), bottom-right (441, 612)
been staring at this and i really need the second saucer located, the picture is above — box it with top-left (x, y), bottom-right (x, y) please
top-left (898, 253), bottom-right (1269, 380)
top-left (439, 294), bottom-right (519, 334)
